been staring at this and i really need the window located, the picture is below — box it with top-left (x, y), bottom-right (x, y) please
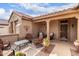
top-left (15, 20), bottom-right (18, 25)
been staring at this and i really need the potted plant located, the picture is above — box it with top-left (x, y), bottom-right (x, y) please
top-left (43, 38), bottom-right (50, 51)
top-left (74, 40), bottom-right (79, 52)
top-left (15, 52), bottom-right (26, 56)
top-left (74, 40), bottom-right (79, 46)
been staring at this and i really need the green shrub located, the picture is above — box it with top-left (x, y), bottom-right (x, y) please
top-left (43, 38), bottom-right (50, 47)
top-left (15, 52), bottom-right (26, 56)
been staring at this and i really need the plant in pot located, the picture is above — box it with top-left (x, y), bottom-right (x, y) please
top-left (75, 40), bottom-right (79, 43)
top-left (43, 38), bottom-right (50, 52)
top-left (74, 40), bottom-right (79, 52)
top-left (74, 40), bottom-right (79, 46)
top-left (15, 52), bottom-right (26, 56)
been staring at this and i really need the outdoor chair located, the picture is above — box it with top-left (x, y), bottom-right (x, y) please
top-left (37, 32), bottom-right (46, 38)
top-left (73, 41), bottom-right (79, 52)
top-left (0, 49), bottom-right (3, 56)
top-left (33, 32), bottom-right (44, 47)
top-left (0, 39), bottom-right (11, 50)
top-left (25, 33), bottom-right (33, 43)
top-left (50, 32), bottom-right (54, 40)
top-left (0, 39), bottom-right (4, 50)
top-left (3, 41), bottom-right (11, 50)
top-left (33, 39), bottom-right (43, 48)
top-left (0, 44), bottom-right (4, 50)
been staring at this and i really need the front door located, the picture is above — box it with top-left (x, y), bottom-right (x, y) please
top-left (60, 20), bottom-right (68, 41)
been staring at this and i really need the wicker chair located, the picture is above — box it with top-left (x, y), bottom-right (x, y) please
top-left (0, 49), bottom-right (3, 56)
top-left (33, 32), bottom-right (44, 47)
top-left (0, 39), bottom-right (4, 50)
top-left (50, 32), bottom-right (54, 40)
top-left (0, 39), bottom-right (11, 50)
top-left (25, 33), bottom-right (33, 43)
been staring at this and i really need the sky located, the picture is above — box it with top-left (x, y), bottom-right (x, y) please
top-left (0, 3), bottom-right (78, 20)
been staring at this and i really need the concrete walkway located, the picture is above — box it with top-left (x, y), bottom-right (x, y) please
top-left (21, 41), bottom-right (74, 56)
top-left (51, 41), bottom-right (73, 56)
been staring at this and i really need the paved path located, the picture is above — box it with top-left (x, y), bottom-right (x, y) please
top-left (52, 41), bottom-right (73, 56)
top-left (21, 41), bottom-right (74, 56)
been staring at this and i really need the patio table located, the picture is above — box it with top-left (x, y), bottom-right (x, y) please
top-left (14, 40), bottom-right (29, 50)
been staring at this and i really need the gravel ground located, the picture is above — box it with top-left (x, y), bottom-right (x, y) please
top-left (24, 44), bottom-right (43, 56)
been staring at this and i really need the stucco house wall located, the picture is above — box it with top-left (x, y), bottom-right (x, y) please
top-left (0, 25), bottom-right (9, 35)
top-left (0, 34), bottom-right (18, 44)
top-left (32, 22), bottom-right (38, 38)
top-left (9, 12), bottom-right (22, 36)
top-left (32, 21), bottom-right (47, 38)
top-left (9, 12), bottom-right (33, 39)
top-left (20, 19), bottom-right (33, 39)
top-left (0, 20), bottom-right (9, 35)
top-left (37, 22), bottom-right (46, 34)
top-left (50, 20), bottom-right (59, 40)
top-left (69, 19), bottom-right (77, 41)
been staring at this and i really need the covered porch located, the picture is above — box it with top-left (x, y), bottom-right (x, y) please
top-left (34, 16), bottom-right (79, 42)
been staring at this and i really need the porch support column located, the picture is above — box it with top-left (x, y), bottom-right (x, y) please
top-left (76, 16), bottom-right (79, 41)
top-left (77, 18), bottom-right (79, 41)
top-left (46, 20), bottom-right (50, 40)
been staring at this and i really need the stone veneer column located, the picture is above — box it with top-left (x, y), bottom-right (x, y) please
top-left (46, 20), bottom-right (50, 40)
top-left (13, 21), bottom-right (16, 33)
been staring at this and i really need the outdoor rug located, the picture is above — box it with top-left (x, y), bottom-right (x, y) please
top-left (70, 48), bottom-right (79, 56)
top-left (36, 44), bottom-right (55, 56)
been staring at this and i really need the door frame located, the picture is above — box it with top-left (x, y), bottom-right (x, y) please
top-left (59, 20), bottom-right (69, 41)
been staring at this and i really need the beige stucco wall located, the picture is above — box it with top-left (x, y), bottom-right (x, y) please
top-left (32, 23), bottom-right (38, 38)
top-left (37, 22), bottom-right (46, 34)
top-left (50, 20), bottom-right (59, 40)
top-left (0, 25), bottom-right (9, 35)
top-left (69, 19), bottom-right (77, 41)
top-left (20, 19), bottom-right (33, 39)
top-left (0, 34), bottom-right (18, 44)
top-left (9, 13), bottom-right (22, 34)
top-left (9, 13), bottom-right (34, 39)
top-left (32, 22), bottom-right (46, 38)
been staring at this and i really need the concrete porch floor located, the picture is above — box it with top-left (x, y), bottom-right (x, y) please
top-left (51, 41), bottom-right (74, 56)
